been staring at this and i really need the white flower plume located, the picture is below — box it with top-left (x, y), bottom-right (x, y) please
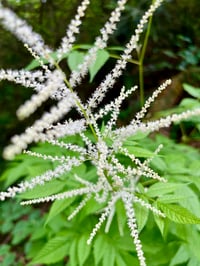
top-left (1, 1), bottom-right (200, 265)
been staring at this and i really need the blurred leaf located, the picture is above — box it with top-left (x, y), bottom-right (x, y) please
top-left (146, 182), bottom-right (186, 198)
top-left (183, 83), bottom-right (200, 99)
top-left (77, 234), bottom-right (91, 266)
top-left (169, 244), bottom-right (190, 266)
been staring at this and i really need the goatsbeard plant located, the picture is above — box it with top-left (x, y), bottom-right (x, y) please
top-left (0, 1), bottom-right (200, 265)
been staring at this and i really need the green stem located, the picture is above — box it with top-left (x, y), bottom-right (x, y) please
top-left (138, 10), bottom-right (153, 107)
top-left (54, 61), bottom-right (98, 140)
top-left (109, 53), bottom-right (140, 65)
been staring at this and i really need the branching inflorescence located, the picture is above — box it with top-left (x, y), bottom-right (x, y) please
top-left (0, 1), bottom-right (200, 265)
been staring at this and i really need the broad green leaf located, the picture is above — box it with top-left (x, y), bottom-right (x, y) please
top-left (158, 202), bottom-right (200, 224)
top-left (89, 49), bottom-right (109, 82)
top-left (19, 179), bottom-right (65, 199)
top-left (169, 244), bottom-right (190, 266)
top-left (183, 83), bottom-right (200, 99)
top-left (67, 51), bottom-right (85, 71)
top-left (45, 197), bottom-right (75, 225)
top-left (77, 234), bottom-right (91, 266)
top-left (146, 182), bottom-right (186, 198)
top-left (29, 236), bottom-right (69, 265)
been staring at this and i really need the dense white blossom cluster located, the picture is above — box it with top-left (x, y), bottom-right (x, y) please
top-left (0, 1), bottom-right (200, 265)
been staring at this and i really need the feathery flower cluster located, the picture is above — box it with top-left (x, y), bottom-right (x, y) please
top-left (0, 1), bottom-right (200, 265)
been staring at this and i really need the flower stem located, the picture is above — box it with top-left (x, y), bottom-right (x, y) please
top-left (138, 7), bottom-right (153, 107)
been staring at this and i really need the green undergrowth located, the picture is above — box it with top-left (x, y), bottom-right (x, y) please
top-left (0, 133), bottom-right (200, 266)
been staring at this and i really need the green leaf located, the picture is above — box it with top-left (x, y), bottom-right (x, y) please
top-left (67, 50), bottom-right (85, 71)
top-left (115, 200), bottom-right (126, 236)
top-left (89, 49), bottom-right (109, 82)
top-left (12, 220), bottom-right (32, 245)
top-left (134, 201), bottom-right (149, 232)
top-left (122, 145), bottom-right (154, 158)
top-left (157, 202), bottom-right (200, 224)
top-left (115, 253), bottom-right (127, 266)
top-left (77, 234), bottom-right (91, 266)
top-left (93, 235), bottom-right (107, 265)
top-left (19, 179), bottom-right (65, 199)
top-left (45, 197), bottom-right (75, 225)
top-left (124, 131), bottom-right (150, 141)
top-left (169, 244), bottom-right (190, 266)
top-left (1, 161), bottom-right (29, 188)
top-left (153, 202), bottom-right (166, 236)
top-left (69, 238), bottom-right (78, 266)
top-left (188, 257), bottom-right (200, 266)
top-left (102, 245), bottom-right (115, 266)
top-left (146, 182), bottom-right (186, 197)
top-left (174, 186), bottom-right (200, 219)
top-left (29, 236), bottom-right (69, 265)
top-left (183, 83), bottom-right (200, 99)
top-left (26, 51), bottom-right (59, 70)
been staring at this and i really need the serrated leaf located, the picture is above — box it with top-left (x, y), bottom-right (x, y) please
top-left (67, 51), bottom-right (85, 71)
top-left (45, 197), bottom-right (75, 225)
top-left (157, 202), bottom-right (200, 224)
top-left (146, 182), bottom-right (186, 197)
top-left (183, 83), bottom-right (200, 99)
top-left (29, 236), bottom-right (69, 265)
top-left (89, 49), bottom-right (109, 82)
top-left (77, 234), bottom-right (91, 266)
